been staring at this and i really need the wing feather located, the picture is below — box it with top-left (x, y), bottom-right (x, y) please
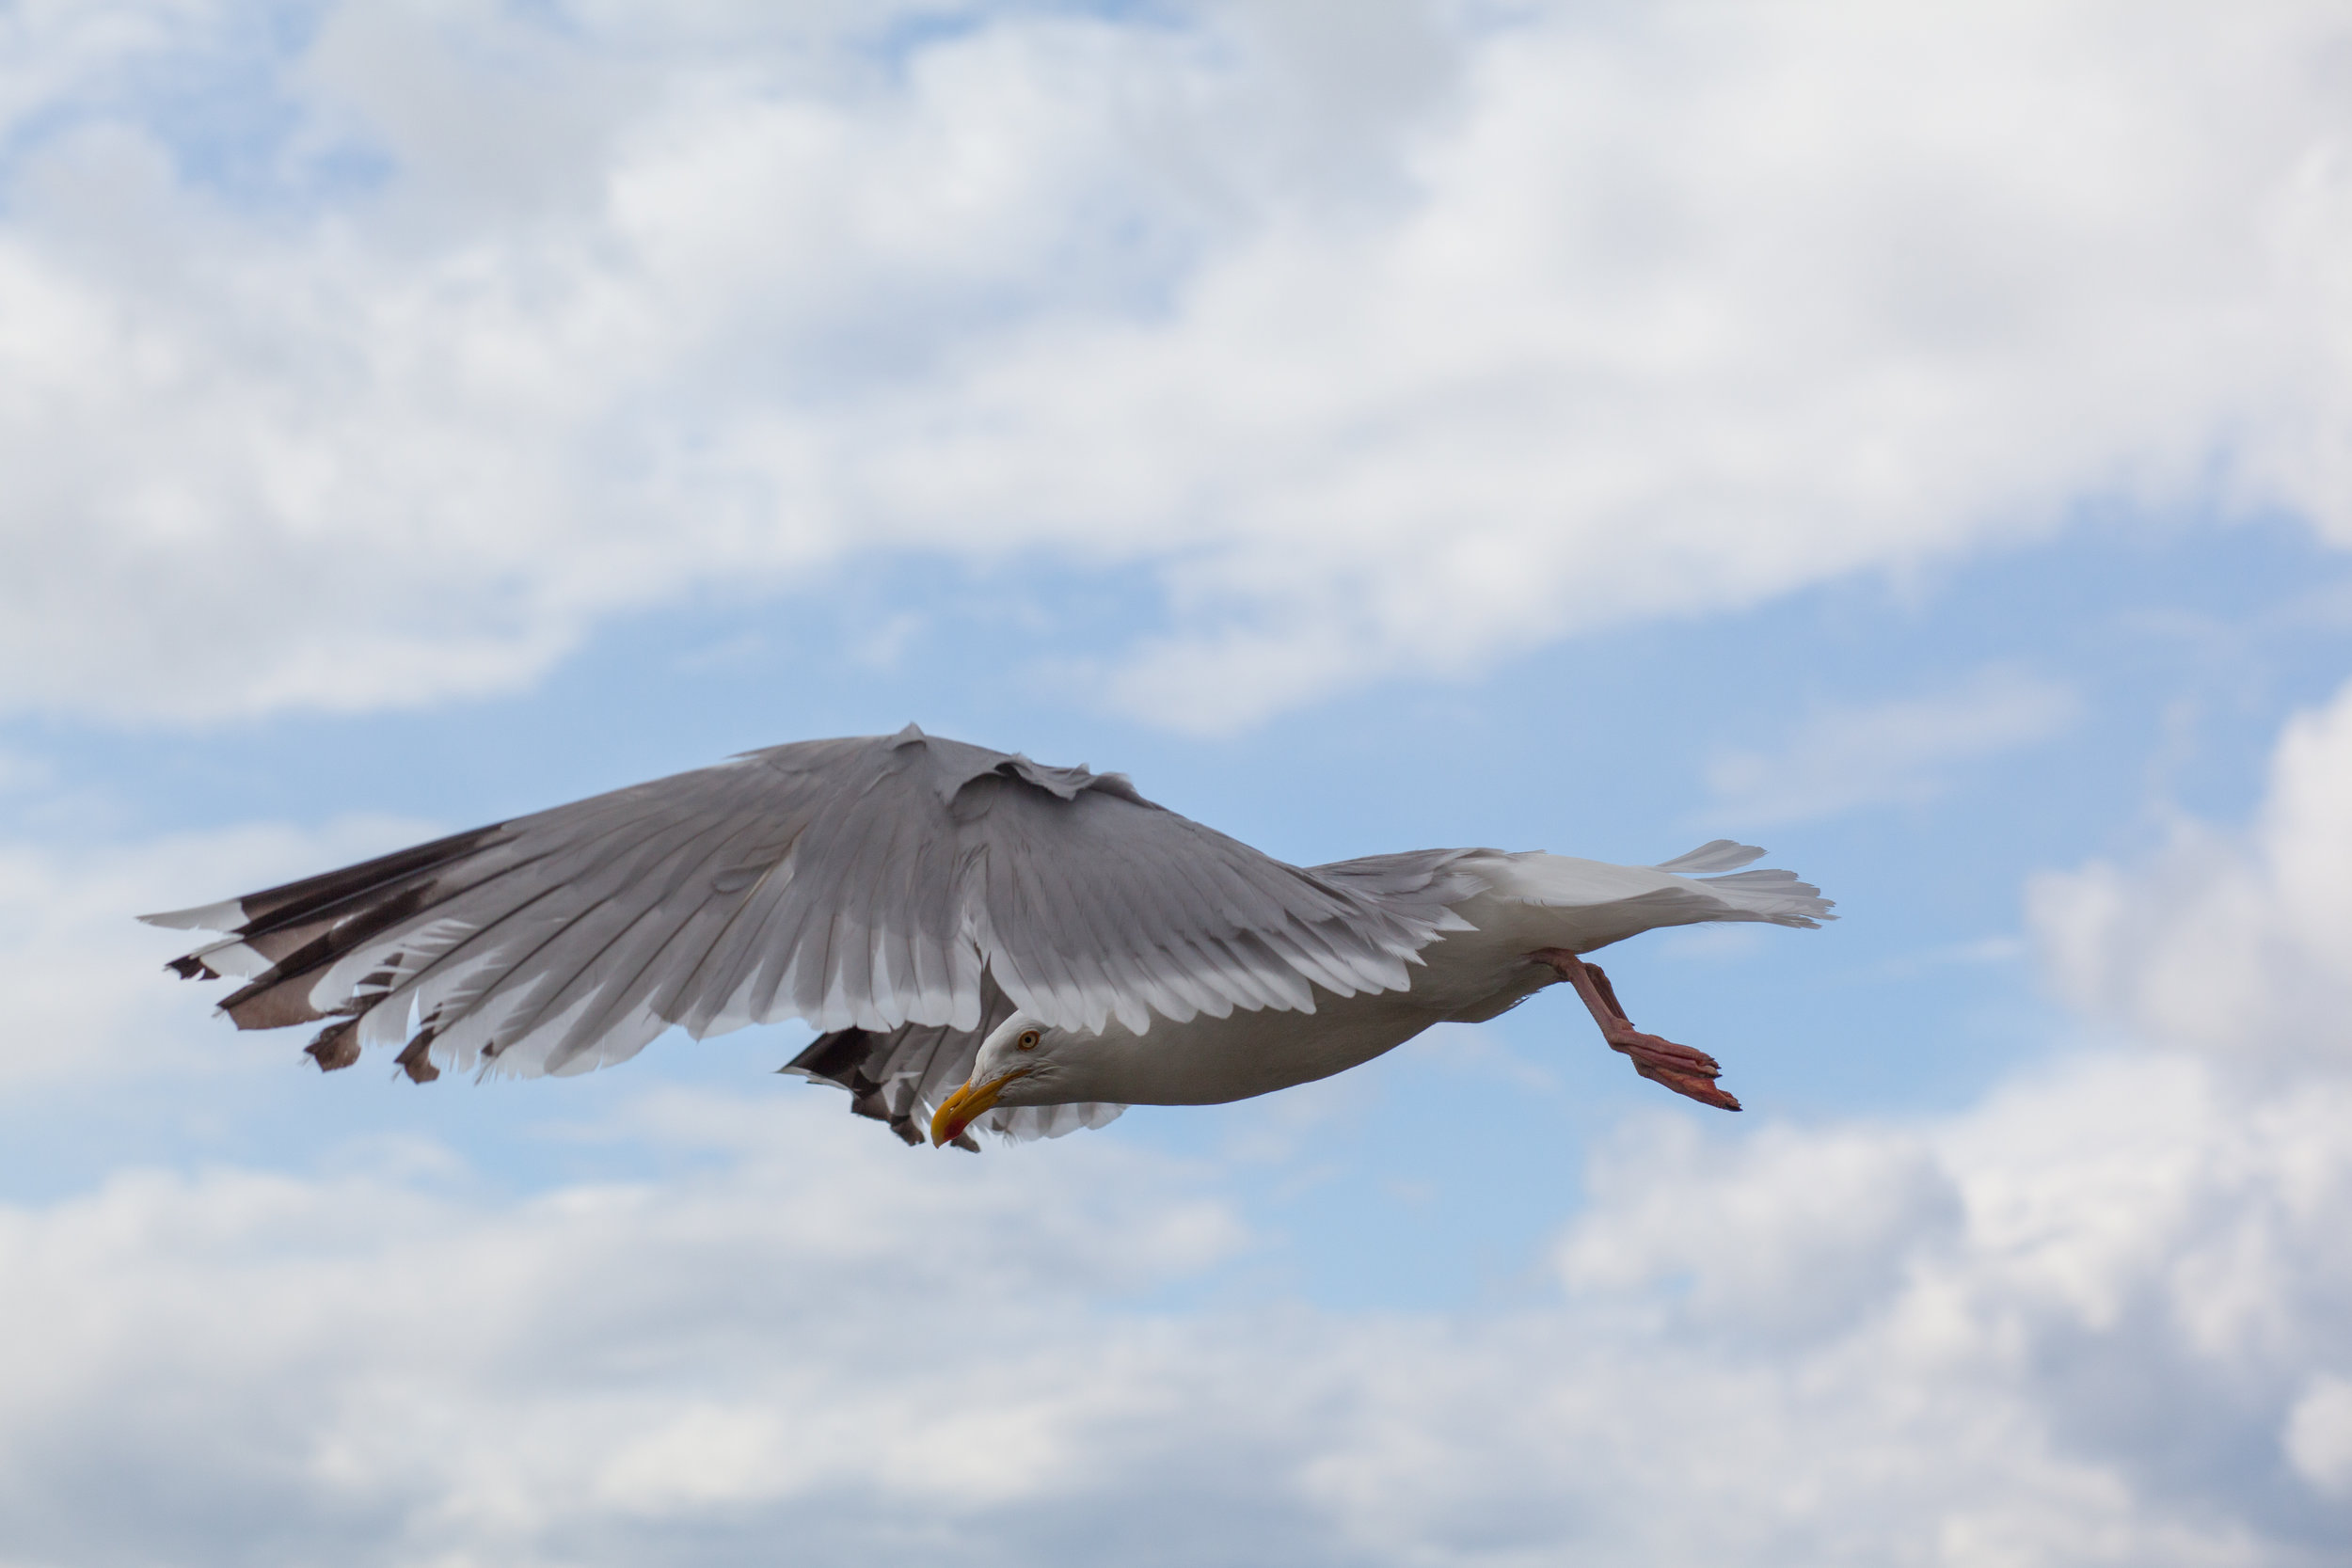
top-left (146, 728), bottom-right (1484, 1097)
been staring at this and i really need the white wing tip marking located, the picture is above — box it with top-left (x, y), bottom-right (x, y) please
top-left (140, 898), bottom-right (247, 933)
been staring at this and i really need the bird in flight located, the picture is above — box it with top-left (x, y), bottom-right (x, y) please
top-left (145, 725), bottom-right (1832, 1148)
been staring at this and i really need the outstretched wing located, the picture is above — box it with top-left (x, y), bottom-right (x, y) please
top-left (144, 725), bottom-right (1477, 1088)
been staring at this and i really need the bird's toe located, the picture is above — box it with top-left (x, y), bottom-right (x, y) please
top-left (1613, 1029), bottom-right (1741, 1112)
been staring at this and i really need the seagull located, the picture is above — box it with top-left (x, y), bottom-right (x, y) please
top-left (143, 725), bottom-right (1833, 1148)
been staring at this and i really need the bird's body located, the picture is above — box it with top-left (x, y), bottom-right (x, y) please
top-left (1016, 857), bottom-right (1786, 1107)
top-left (144, 726), bottom-right (1833, 1145)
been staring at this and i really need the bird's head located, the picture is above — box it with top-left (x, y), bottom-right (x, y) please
top-left (929, 1010), bottom-right (1071, 1147)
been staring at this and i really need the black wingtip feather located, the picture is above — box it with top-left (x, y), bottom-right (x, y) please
top-left (233, 823), bottom-right (514, 936)
top-left (785, 1025), bottom-right (973, 1149)
top-left (305, 1020), bottom-right (360, 1071)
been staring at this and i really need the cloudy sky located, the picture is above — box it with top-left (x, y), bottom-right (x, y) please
top-left (8, 1), bottom-right (2352, 1561)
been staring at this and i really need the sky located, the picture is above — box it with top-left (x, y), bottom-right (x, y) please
top-left (6, 1), bottom-right (2352, 1562)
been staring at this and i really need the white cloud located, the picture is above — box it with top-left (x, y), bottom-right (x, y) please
top-left (1, 1050), bottom-right (2346, 1565)
top-left (2286, 1375), bottom-right (2352, 1497)
top-left (0, 1087), bottom-right (1256, 1565)
top-left (1705, 666), bottom-right (2078, 825)
top-left (2, 0), bottom-right (2351, 729)
top-left (2029, 671), bottom-right (2352, 1069)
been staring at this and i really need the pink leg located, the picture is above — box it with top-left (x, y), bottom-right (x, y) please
top-left (1528, 948), bottom-right (1741, 1113)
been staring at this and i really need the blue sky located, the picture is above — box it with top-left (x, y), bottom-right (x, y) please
top-left (7, 4), bottom-right (2352, 1563)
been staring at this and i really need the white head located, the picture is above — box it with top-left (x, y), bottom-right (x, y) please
top-left (928, 1010), bottom-right (1075, 1146)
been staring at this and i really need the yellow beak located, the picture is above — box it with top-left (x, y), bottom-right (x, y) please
top-left (930, 1069), bottom-right (1028, 1148)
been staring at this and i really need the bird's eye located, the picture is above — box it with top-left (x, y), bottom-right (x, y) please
top-left (1017, 1029), bottom-right (1041, 1051)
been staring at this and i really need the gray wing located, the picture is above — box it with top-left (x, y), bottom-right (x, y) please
top-left (784, 969), bottom-right (1125, 1148)
top-left (144, 725), bottom-right (1484, 1086)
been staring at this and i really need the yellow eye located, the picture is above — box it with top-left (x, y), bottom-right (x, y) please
top-left (1017, 1029), bottom-right (1041, 1051)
